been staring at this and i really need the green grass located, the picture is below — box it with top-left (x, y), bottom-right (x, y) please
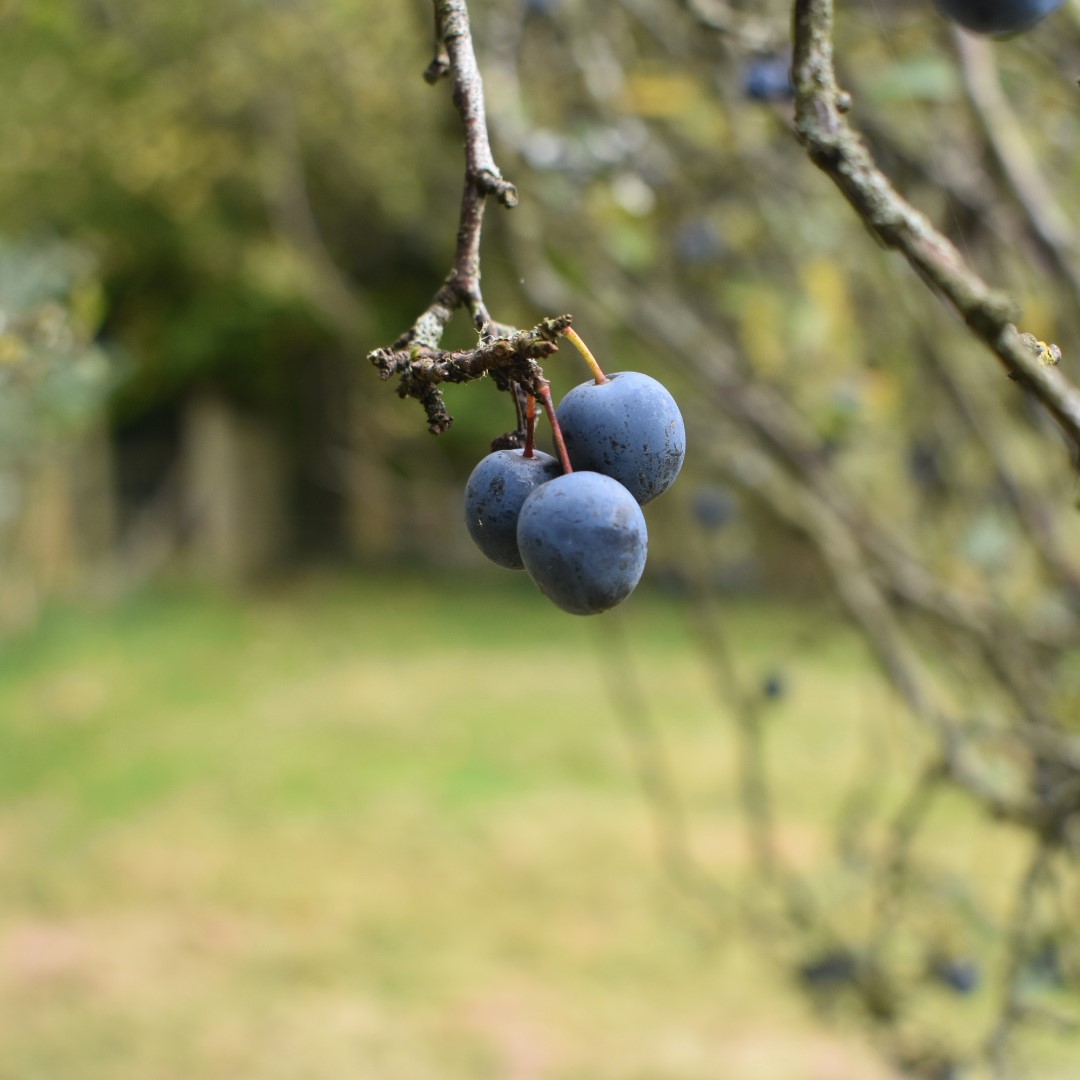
top-left (0, 573), bottom-right (1067, 1078)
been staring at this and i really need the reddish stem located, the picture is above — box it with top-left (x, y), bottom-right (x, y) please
top-left (524, 393), bottom-right (537, 458)
top-left (537, 384), bottom-right (572, 473)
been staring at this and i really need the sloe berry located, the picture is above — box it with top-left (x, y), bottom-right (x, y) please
top-left (692, 485), bottom-right (735, 530)
top-left (743, 55), bottom-right (793, 103)
top-left (517, 471), bottom-right (648, 615)
top-left (930, 957), bottom-right (980, 995)
top-left (934, 0), bottom-right (1063, 34)
top-left (555, 372), bottom-right (686, 505)
top-left (762, 672), bottom-right (785, 700)
top-left (464, 448), bottom-right (563, 569)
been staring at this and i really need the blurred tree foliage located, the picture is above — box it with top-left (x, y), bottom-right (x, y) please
top-left (0, 0), bottom-right (502, 569)
top-left (0, 5), bottom-right (587, 566)
top-left (0, 238), bottom-right (115, 629)
top-left (0, 240), bottom-right (112, 461)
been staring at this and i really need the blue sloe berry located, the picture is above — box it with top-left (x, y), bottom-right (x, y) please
top-left (1026, 941), bottom-right (1065, 987)
top-left (464, 448), bottom-right (563, 569)
top-left (692, 485), bottom-right (736, 529)
top-left (762, 672), bottom-right (785, 700)
top-left (933, 0), bottom-right (1063, 34)
top-left (797, 949), bottom-right (859, 988)
top-left (930, 957), bottom-right (980, 995)
top-left (555, 372), bottom-right (686, 505)
top-left (516, 471), bottom-right (648, 615)
top-left (674, 219), bottom-right (726, 265)
top-left (743, 55), bottom-right (793, 103)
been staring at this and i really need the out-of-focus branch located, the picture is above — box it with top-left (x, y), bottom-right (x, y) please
top-left (920, 327), bottom-right (1080, 596)
top-left (985, 841), bottom-right (1055, 1077)
top-left (594, 615), bottom-right (729, 926)
top-left (953, 30), bottom-right (1080, 310)
top-left (867, 762), bottom-right (945, 944)
top-left (260, 95), bottom-right (372, 340)
top-left (791, 0), bottom-right (1080, 454)
top-left (687, 591), bottom-right (825, 939)
top-left (689, 594), bottom-right (780, 884)
top-left (717, 437), bottom-right (1043, 827)
top-left (677, 0), bottom-right (788, 50)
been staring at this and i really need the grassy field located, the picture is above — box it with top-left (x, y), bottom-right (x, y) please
top-left (0, 572), bottom-right (1062, 1078)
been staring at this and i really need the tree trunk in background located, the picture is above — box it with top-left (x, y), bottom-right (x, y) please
top-left (181, 394), bottom-right (288, 584)
top-left (0, 426), bottom-right (116, 636)
top-left (343, 382), bottom-right (399, 562)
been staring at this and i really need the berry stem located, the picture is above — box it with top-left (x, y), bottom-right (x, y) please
top-left (524, 393), bottom-right (537, 458)
top-left (563, 327), bottom-right (609, 384)
top-left (537, 383), bottom-right (573, 473)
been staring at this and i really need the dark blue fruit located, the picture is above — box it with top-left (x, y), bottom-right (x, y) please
top-left (464, 449), bottom-right (563, 569)
top-left (1026, 941), bottom-right (1065, 987)
top-left (933, 0), bottom-right (1063, 34)
top-left (555, 372), bottom-right (686, 505)
top-left (797, 949), bottom-right (859, 988)
top-left (762, 672), bottom-right (785, 700)
top-left (692, 485), bottom-right (736, 530)
top-left (930, 957), bottom-right (980, 995)
top-left (516, 471), bottom-right (648, 615)
top-left (743, 56), bottom-right (793, 103)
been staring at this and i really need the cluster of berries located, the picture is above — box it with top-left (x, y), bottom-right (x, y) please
top-left (464, 333), bottom-right (685, 616)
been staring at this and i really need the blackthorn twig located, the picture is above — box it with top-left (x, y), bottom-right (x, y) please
top-left (367, 0), bottom-right (570, 435)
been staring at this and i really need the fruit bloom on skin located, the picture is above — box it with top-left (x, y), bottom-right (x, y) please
top-left (464, 448), bottom-right (563, 569)
top-left (933, 0), bottom-right (1063, 34)
top-left (555, 372), bottom-right (686, 505)
top-left (517, 471), bottom-right (648, 615)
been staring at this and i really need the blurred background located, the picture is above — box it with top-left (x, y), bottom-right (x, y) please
top-left (4, 0), bottom-right (1080, 1077)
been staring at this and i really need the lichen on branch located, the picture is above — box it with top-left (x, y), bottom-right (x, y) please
top-left (371, 315), bottom-right (572, 433)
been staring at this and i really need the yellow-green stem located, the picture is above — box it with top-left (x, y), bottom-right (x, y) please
top-left (564, 327), bottom-right (609, 384)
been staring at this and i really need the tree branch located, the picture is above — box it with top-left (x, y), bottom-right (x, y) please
top-left (368, 0), bottom-right (567, 435)
top-left (791, 0), bottom-right (1080, 454)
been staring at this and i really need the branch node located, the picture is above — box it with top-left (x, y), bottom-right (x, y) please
top-left (423, 50), bottom-right (451, 84)
top-left (476, 168), bottom-right (519, 208)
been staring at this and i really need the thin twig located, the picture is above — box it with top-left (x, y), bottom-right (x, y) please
top-left (594, 614), bottom-right (728, 922)
top-left (370, 315), bottom-right (571, 433)
top-left (953, 30), bottom-right (1080, 310)
top-left (985, 841), bottom-right (1055, 1076)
